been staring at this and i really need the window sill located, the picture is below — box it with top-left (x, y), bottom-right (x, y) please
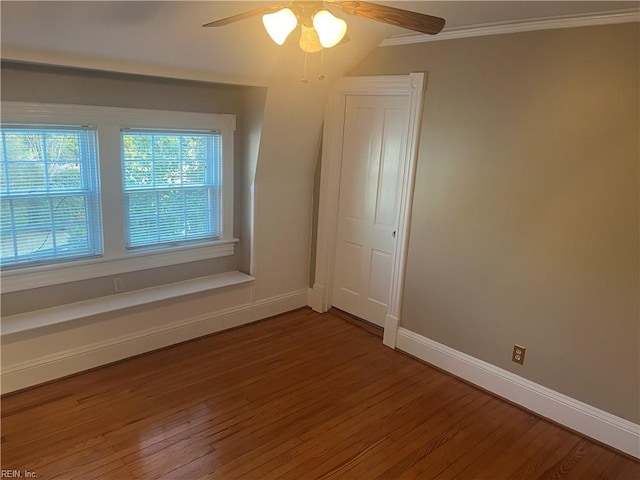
top-left (1, 239), bottom-right (239, 294)
top-left (1, 271), bottom-right (254, 336)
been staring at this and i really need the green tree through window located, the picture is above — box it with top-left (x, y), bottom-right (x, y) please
top-left (0, 127), bottom-right (102, 268)
top-left (121, 130), bottom-right (221, 249)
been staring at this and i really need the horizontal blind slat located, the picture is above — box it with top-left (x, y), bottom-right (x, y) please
top-left (122, 131), bottom-right (221, 249)
top-left (1, 126), bottom-right (102, 269)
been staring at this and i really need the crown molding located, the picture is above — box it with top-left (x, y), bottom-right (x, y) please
top-left (379, 8), bottom-right (640, 47)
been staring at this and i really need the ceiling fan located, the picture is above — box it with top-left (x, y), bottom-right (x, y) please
top-left (203, 1), bottom-right (446, 54)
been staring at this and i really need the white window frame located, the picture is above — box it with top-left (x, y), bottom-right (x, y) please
top-left (1, 102), bottom-right (237, 293)
top-left (1, 125), bottom-right (103, 268)
top-left (120, 128), bottom-right (223, 250)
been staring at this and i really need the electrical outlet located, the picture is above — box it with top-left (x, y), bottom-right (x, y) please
top-left (512, 344), bottom-right (526, 365)
top-left (113, 277), bottom-right (125, 294)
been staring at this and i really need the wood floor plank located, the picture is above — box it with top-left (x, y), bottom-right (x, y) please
top-left (1, 308), bottom-right (637, 479)
top-left (209, 365), bottom-right (434, 478)
top-left (243, 371), bottom-right (469, 479)
top-left (505, 429), bottom-right (582, 480)
top-left (364, 395), bottom-right (499, 479)
top-left (393, 400), bottom-right (521, 479)
top-left (559, 443), bottom-right (616, 480)
top-left (534, 438), bottom-right (591, 479)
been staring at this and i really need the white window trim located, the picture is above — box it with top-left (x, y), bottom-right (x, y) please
top-left (1, 102), bottom-right (237, 293)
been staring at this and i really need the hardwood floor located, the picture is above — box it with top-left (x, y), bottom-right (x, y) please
top-left (1, 308), bottom-right (638, 479)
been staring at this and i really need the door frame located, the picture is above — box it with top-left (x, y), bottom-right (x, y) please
top-left (309, 73), bottom-right (427, 348)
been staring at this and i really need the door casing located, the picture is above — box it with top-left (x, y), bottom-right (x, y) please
top-left (309, 73), bottom-right (427, 349)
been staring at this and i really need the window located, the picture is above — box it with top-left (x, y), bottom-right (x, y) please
top-left (0, 102), bottom-right (236, 293)
top-left (0, 126), bottom-right (102, 268)
top-left (122, 130), bottom-right (221, 249)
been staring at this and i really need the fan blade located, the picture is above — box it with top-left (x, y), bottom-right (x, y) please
top-left (332, 1), bottom-right (445, 35)
top-left (203, 3), bottom-right (289, 27)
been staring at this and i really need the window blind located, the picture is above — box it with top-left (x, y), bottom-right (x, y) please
top-left (0, 126), bottom-right (102, 268)
top-left (121, 129), bottom-right (221, 249)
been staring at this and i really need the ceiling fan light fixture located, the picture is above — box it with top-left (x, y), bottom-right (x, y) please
top-left (312, 10), bottom-right (347, 48)
top-left (262, 8), bottom-right (297, 45)
top-left (299, 24), bottom-right (323, 53)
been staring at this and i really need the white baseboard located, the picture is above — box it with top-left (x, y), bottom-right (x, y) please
top-left (396, 327), bottom-right (640, 458)
top-left (1, 289), bottom-right (308, 394)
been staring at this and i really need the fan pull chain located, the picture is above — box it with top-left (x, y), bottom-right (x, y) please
top-left (318, 49), bottom-right (326, 81)
top-left (301, 53), bottom-right (309, 85)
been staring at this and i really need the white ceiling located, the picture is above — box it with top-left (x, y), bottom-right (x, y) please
top-left (1, 1), bottom-right (638, 85)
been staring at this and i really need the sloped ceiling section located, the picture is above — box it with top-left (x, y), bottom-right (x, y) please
top-left (0, 1), bottom-right (389, 85)
top-left (1, 1), bottom-right (637, 85)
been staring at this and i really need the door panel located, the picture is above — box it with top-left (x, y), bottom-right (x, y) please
top-left (368, 249), bottom-right (393, 304)
top-left (375, 107), bottom-right (406, 228)
top-left (332, 94), bottom-right (410, 326)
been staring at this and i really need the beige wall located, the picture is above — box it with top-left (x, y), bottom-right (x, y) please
top-left (351, 23), bottom-right (639, 423)
top-left (0, 33), bottom-right (380, 391)
top-left (0, 38), bottom-right (372, 390)
top-left (0, 62), bottom-right (266, 315)
top-left (0, 58), bottom-right (326, 392)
